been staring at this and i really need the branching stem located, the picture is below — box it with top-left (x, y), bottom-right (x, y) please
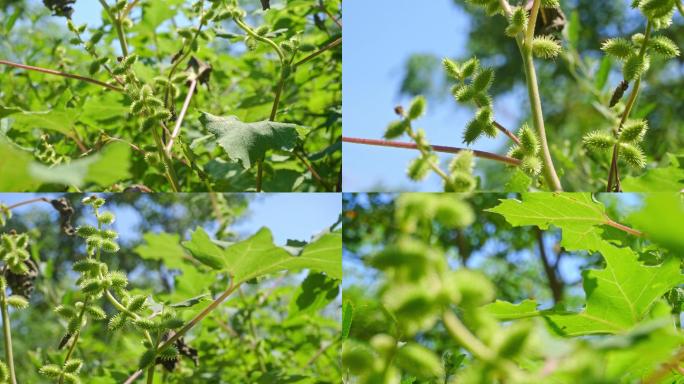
top-left (0, 281), bottom-right (17, 384)
top-left (98, 0), bottom-right (129, 56)
top-left (165, 78), bottom-right (197, 153)
top-left (0, 59), bottom-right (122, 91)
top-left (342, 137), bottom-right (522, 166)
top-left (606, 21), bottom-right (651, 192)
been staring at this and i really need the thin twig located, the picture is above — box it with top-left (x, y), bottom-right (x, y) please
top-left (6, 197), bottom-right (50, 210)
top-left (536, 228), bottom-right (563, 304)
top-left (342, 136), bottom-right (521, 166)
top-left (98, 0), bottom-right (129, 56)
top-left (293, 37), bottom-right (341, 68)
top-left (643, 346), bottom-right (684, 384)
top-left (0, 59), bottom-right (122, 91)
top-left (294, 151), bottom-right (332, 191)
top-left (319, 1), bottom-right (342, 29)
top-left (165, 79), bottom-right (197, 153)
top-left (0, 277), bottom-right (17, 384)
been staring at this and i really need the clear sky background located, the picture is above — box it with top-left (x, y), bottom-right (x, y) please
top-left (342, 0), bottom-right (525, 192)
top-left (0, 193), bottom-right (340, 245)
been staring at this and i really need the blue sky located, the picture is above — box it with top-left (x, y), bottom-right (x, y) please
top-left (343, 0), bottom-right (524, 192)
top-left (0, 193), bottom-right (340, 245)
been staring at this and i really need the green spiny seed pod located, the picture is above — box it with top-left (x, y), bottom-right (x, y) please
top-left (407, 156), bottom-right (433, 181)
top-left (109, 271), bottom-right (128, 289)
top-left (101, 229), bottom-right (118, 240)
top-left (85, 305), bottom-right (106, 320)
top-left (101, 240), bottom-right (120, 253)
top-left (602, 38), bottom-right (633, 59)
top-left (449, 150), bottom-right (474, 174)
top-left (73, 258), bottom-right (101, 273)
top-left (623, 53), bottom-right (650, 80)
top-left (521, 156), bottom-right (542, 176)
top-left (153, 109), bottom-right (172, 121)
top-left (153, 76), bottom-right (171, 88)
top-left (202, 8), bottom-right (216, 22)
top-left (158, 346), bottom-right (179, 361)
top-left (54, 305), bottom-right (77, 319)
top-left (639, 0), bottom-right (676, 19)
top-left (531, 36), bottom-right (562, 59)
top-left (541, 0), bottom-right (560, 6)
top-left (583, 131), bottom-right (615, 150)
top-left (39, 364), bottom-right (63, 379)
top-left (146, 97), bottom-right (164, 108)
top-left (394, 343), bottom-right (444, 379)
top-left (619, 120), bottom-right (648, 143)
top-left (108, 313), bottom-right (127, 331)
top-left (245, 36), bottom-right (258, 51)
top-left (384, 120), bottom-right (409, 140)
top-left (161, 317), bottom-right (184, 329)
top-left (0, 361), bottom-right (8, 382)
top-left (649, 35), bottom-right (680, 57)
top-left (408, 96), bottom-right (427, 120)
top-left (255, 25), bottom-right (270, 36)
top-left (519, 123), bottom-right (539, 156)
top-left (474, 93), bottom-right (493, 109)
top-left (130, 100), bottom-right (144, 115)
top-left (63, 359), bottom-right (83, 374)
top-left (475, 107), bottom-right (493, 125)
top-left (447, 171), bottom-right (476, 193)
top-left (86, 235), bottom-right (104, 249)
top-left (442, 58), bottom-right (462, 80)
top-left (140, 84), bottom-right (153, 100)
top-left (76, 225), bottom-right (98, 238)
top-left (472, 67), bottom-right (494, 92)
top-left (505, 6), bottom-right (528, 37)
top-left (67, 316), bottom-right (83, 334)
top-left (97, 211), bottom-right (116, 225)
top-left (80, 279), bottom-right (103, 295)
top-left (463, 118), bottom-right (484, 145)
top-left (454, 84), bottom-right (476, 102)
top-left (128, 295), bottom-right (148, 312)
top-left (631, 33), bottom-right (645, 47)
top-left (619, 143), bottom-right (646, 168)
top-left (7, 295), bottom-right (29, 309)
top-left (133, 318), bottom-right (157, 330)
top-left (460, 57), bottom-right (480, 79)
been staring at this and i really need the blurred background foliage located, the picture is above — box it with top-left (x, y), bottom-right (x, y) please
top-left (395, 0), bottom-right (683, 190)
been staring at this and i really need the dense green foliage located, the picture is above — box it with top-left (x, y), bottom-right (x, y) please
top-left (0, 194), bottom-right (341, 383)
top-left (369, 0), bottom-right (684, 192)
top-left (0, 0), bottom-right (341, 192)
top-left (342, 192), bottom-right (684, 383)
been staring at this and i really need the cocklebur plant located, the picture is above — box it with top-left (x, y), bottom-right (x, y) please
top-left (40, 196), bottom-right (183, 384)
top-left (1, 1), bottom-right (342, 192)
top-left (584, 0), bottom-right (680, 191)
top-left (0, 231), bottom-right (35, 384)
top-left (347, 0), bottom-right (682, 192)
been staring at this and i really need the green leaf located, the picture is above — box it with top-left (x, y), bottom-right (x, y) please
top-left (487, 193), bottom-right (612, 250)
top-left (342, 301), bottom-right (353, 340)
top-left (182, 227), bottom-right (341, 285)
top-left (629, 194), bottom-right (684, 254)
top-left (545, 240), bottom-right (683, 336)
top-left (483, 299), bottom-right (540, 320)
top-left (200, 112), bottom-right (306, 169)
top-left (595, 56), bottom-right (612, 90)
top-left (288, 272), bottom-right (339, 318)
top-left (621, 156), bottom-right (684, 191)
top-left (181, 228), bottom-right (227, 270)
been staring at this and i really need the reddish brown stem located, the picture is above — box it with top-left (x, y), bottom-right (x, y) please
top-left (0, 59), bottom-right (122, 92)
top-left (342, 136), bottom-right (521, 166)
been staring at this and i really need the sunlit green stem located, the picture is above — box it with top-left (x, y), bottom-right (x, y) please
top-left (0, 283), bottom-right (16, 384)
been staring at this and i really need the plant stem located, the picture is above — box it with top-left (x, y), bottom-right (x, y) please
top-left (6, 197), bottom-right (50, 210)
top-left (0, 59), bottom-right (122, 91)
top-left (536, 228), bottom-right (563, 304)
top-left (0, 284), bottom-right (17, 384)
top-left (606, 21), bottom-right (651, 192)
top-left (151, 125), bottom-right (181, 192)
top-left (406, 127), bottom-right (452, 184)
top-left (165, 79), bottom-right (197, 153)
top-left (98, 0), bottom-right (129, 56)
top-left (513, 0), bottom-right (562, 191)
top-left (342, 137), bottom-right (522, 166)
top-left (146, 364), bottom-right (155, 384)
top-left (605, 218), bottom-right (643, 237)
top-left (293, 37), bottom-right (341, 68)
top-left (643, 345), bottom-right (684, 384)
top-left (294, 151), bottom-right (332, 190)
